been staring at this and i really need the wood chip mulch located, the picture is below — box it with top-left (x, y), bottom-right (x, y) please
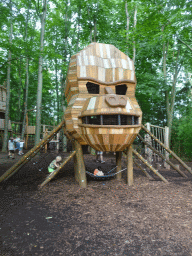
top-left (0, 151), bottom-right (192, 256)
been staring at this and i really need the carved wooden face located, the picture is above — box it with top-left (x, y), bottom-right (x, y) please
top-left (64, 43), bottom-right (142, 151)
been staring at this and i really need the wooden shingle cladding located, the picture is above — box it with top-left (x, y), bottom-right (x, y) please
top-left (64, 43), bottom-right (142, 150)
top-left (0, 85), bottom-right (12, 131)
top-left (65, 42), bottom-right (136, 103)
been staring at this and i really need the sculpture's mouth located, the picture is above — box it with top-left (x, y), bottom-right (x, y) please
top-left (80, 114), bottom-right (139, 126)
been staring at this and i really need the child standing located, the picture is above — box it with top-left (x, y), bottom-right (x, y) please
top-left (19, 140), bottom-right (24, 155)
top-left (14, 135), bottom-right (21, 154)
top-left (8, 137), bottom-right (15, 159)
top-left (48, 156), bottom-right (62, 173)
top-left (96, 151), bottom-right (105, 163)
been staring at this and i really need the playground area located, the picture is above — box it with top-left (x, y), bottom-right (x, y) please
top-left (1, 151), bottom-right (192, 256)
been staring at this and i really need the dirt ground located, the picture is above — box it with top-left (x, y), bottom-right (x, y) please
top-left (0, 149), bottom-right (192, 256)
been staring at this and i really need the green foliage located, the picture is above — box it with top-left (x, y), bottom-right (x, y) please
top-left (172, 111), bottom-right (192, 160)
top-left (1, 0), bottom-right (192, 157)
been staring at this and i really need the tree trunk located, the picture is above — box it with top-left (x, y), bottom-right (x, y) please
top-left (21, 3), bottom-right (30, 140)
top-left (76, 4), bottom-right (81, 52)
top-left (164, 45), bottom-right (181, 145)
top-left (133, 7), bottom-right (137, 63)
top-left (55, 28), bottom-right (59, 123)
top-left (2, 1), bottom-right (12, 152)
top-left (55, 58), bottom-right (59, 123)
top-left (166, 63), bottom-right (180, 145)
top-left (21, 57), bottom-right (29, 139)
top-left (17, 57), bottom-right (23, 122)
top-left (125, 1), bottom-right (130, 55)
top-left (93, 18), bottom-right (97, 42)
top-left (35, 0), bottom-right (47, 145)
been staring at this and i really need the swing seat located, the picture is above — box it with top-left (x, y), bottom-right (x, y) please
top-left (86, 171), bottom-right (116, 180)
top-left (86, 166), bottom-right (127, 180)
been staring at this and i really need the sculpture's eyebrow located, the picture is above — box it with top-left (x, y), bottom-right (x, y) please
top-left (78, 77), bottom-right (135, 85)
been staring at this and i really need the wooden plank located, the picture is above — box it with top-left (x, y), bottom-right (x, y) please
top-left (133, 159), bottom-right (153, 179)
top-left (132, 148), bottom-right (168, 183)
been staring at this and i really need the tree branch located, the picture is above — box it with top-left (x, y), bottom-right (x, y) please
top-left (178, 38), bottom-right (192, 52)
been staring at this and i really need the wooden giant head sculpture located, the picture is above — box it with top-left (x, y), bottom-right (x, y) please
top-left (64, 43), bottom-right (142, 151)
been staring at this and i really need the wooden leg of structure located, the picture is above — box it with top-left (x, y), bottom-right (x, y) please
top-left (116, 151), bottom-right (122, 180)
top-left (62, 135), bottom-right (67, 152)
top-left (127, 145), bottom-right (133, 186)
top-left (72, 141), bottom-right (79, 182)
top-left (25, 134), bottom-right (28, 149)
top-left (73, 140), bottom-right (87, 188)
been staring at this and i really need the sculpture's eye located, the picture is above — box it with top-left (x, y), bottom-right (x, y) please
top-left (86, 82), bottom-right (100, 94)
top-left (116, 84), bottom-right (127, 95)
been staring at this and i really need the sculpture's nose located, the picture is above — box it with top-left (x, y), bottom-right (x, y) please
top-left (105, 87), bottom-right (127, 107)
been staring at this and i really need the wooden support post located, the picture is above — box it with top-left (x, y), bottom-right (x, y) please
top-left (137, 134), bottom-right (187, 178)
top-left (116, 151), bottom-right (122, 180)
top-left (39, 151), bottom-right (76, 188)
top-left (127, 145), bottom-right (133, 186)
top-left (25, 134), bottom-right (28, 149)
top-left (132, 148), bottom-right (168, 183)
top-left (44, 128), bottom-right (48, 153)
top-left (62, 134), bottom-right (67, 152)
top-left (72, 141), bottom-right (79, 182)
top-left (25, 113), bottom-right (29, 149)
top-left (56, 132), bottom-right (59, 153)
top-left (141, 124), bottom-right (192, 175)
top-left (73, 140), bottom-right (87, 188)
top-left (133, 159), bottom-right (153, 179)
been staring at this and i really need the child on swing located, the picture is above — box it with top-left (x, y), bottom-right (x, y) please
top-left (48, 156), bottom-right (62, 173)
top-left (94, 166), bottom-right (104, 176)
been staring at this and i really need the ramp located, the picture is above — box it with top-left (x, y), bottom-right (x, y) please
top-left (0, 120), bottom-right (65, 182)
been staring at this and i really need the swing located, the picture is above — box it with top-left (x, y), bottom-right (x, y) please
top-left (86, 166), bottom-right (127, 180)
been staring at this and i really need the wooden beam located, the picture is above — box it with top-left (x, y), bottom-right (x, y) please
top-left (39, 151), bottom-right (76, 188)
top-left (116, 151), bottom-right (122, 180)
top-left (132, 148), bottom-right (168, 183)
top-left (127, 145), bottom-right (133, 185)
top-left (141, 124), bottom-right (192, 175)
top-left (133, 159), bottom-right (153, 179)
top-left (137, 134), bottom-right (187, 178)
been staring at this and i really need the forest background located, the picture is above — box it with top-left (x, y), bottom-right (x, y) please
top-left (0, 0), bottom-right (192, 159)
